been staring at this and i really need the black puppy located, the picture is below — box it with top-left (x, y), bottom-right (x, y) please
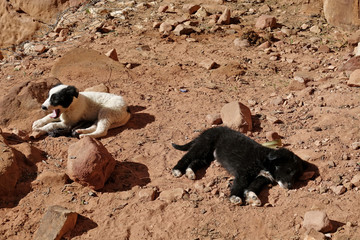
top-left (172, 126), bottom-right (305, 206)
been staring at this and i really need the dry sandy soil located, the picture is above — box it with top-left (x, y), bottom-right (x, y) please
top-left (1, 0), bottom-right (360, 239)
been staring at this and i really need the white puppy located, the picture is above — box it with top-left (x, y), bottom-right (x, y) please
top-left (32, 84), bottom-right (131, 138)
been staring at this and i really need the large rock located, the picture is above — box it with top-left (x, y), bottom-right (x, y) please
top-left (303, 210), bottom-right (333, 233)
top-left (67, 136), bottom-right (116, 190)
top-left (324, 0), bottom-right (360, 28)
top-left (255, 15), bottom-right (277, 29)
top-left (0, 77), bottom-right (60, 130)
top-left (347, 69), bottom-right (360, 87)
top-left (339, 56), bottom-right (360, 72)
top-left (0, 134), bottom-right (20, 197)
top-left (221, 101), bottom-right (252, 133)
top-left (34, 205), bottom-right (78, 240)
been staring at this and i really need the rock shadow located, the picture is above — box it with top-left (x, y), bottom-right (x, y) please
top-left (101, 161), bottom-right (150, 192)
top-left (66, 214), bottom-right (98, 239)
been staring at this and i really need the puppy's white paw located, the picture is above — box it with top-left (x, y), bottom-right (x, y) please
top-left (172, 169), bottom-right (182, 178)
top-left (229, 195), bottom-right (243, 205)
top-left (185, 168), bottom-right (196, 180)
top-left (32, 120), bottom-right (45, 130)
top-left (245, 191), bottom-right (261, 207)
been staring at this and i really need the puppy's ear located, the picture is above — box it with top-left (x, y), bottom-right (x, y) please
top-left (66, 85), bottom-right (79, 98)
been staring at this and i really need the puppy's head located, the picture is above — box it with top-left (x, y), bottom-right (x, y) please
top-left (41, 84), bottom-right (79, 119)
top-left (267, 148), bottom-right (304, 189)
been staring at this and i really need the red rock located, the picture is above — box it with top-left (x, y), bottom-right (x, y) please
top-left (67, 136), bottom-right (116, 190)
top-left (138, 188), bottom-right (158, 201)
top-left (34, 205), bottom-right (78, 240)
top-left (348, 69), bottom-right (360, 87)
top-left (158, 188), bottom-right (186, 202)
top-left (217, 8), bottom-right (231, 25)
top-left (183, 4), bottom-right (201, 14)
top-left (221, 101), bottom-right (252, 133)
top-left (33, 45), bottom-right (46, 53)
top-left (36, 170), bottom-right (70, 187)
top-left (303, 210), bottom-right (333, 233)
top-left (0, 134), bottom-right (20, 197)
top-left (173, 24), bottom-right (194, 36)
top-left (255, 15), bottom-right (277, 29)
top-left (318, 45), bottom-right (330, 53)
top-left (206, 114), bottom-right (222, 125)
top-left (105, 48), bottom-right (119, 61)
top-left (339, 56), bottom-right (360, 72)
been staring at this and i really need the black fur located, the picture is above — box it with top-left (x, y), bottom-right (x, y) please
top-left (172, 126), bottom-right (305, 205)
top-left (50, 85), bottom-right (79, 108)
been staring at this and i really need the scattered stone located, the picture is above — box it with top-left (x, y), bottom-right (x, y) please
top-left (159, 22), bottom-right (173, 33)
top-left (270, 96), bottom-right (284, 106)
top-left (200, 60), bottom-right (217, 70)
top-left (206, 114), bottom-right (222, 125)
top-left (220, 101), bottom-right (252, 133)
top-left (259, 4), bottom-right (271, 13)
top-left (0, 51), bottom-right (3, 60)
top-left (304, 228), bottom-right (326, 240)
top-left (158, 188), bottom-right (186, 202)
top-left (136, 45), bottom-right (151, 51)
top-left (255, 15), bottom-right (277, 29)
top-left (138, 188), bottom-right (158, 201)
top-left (294, 71), bottom-right (314, 83)
top-left (195, 7), bottom-right (209, 18)
top-left (105, 48), bottom-right (119, 61)
top-left (351, 141), bottom-right (360, 150)
top-left (350, 173), bottom-right (360, 187)
top-left (348, 69), bottom-right (360, 87)
top-left (353, 42), bottom-right (360, 56)
top-left (310, 25), bottom-right (321, 34)
top-left (330, 185), bottom-right (346, 195)
top-left (301, 23), bottom-right (309, 30)
top-left (303, 210), bottom-right (333, 233)
top-left (153, 22), bottom-right (161, 28)
top-left (257, 41), bottom-right (271, 49)
top-left (36, 171), bottom-right (70, 187)
top-left (55, 36), bottom-right (66, 42)
top-left (158, 5), bottom-right (168, 13)
top-left (67, 136), bottom-right (116, 190)
top-left (318, 45), bottom-right (330, 53)
top-left (183, 4), bottom-right (201, 14)
top-left (339, 56), bottom-right (360, 72)
top-left (34, 205), bottom-right (78, 240)
top-left (84, 83), bottom-right (109, 93)
top-left (234, 38), bottom-right (250, 48)
top-left (266, 115), bottom-right (282, 124)
top-left (266, 131), bottom-right (280, 141)
top-left (0, 134), bottom-right (19, 197)
top-left (34, 45), bottom-right (46, 54)
top-left (59, 29), bottom-right (69, 38)
top-left (217, 8), bottom-right (231, 25)
top-left (173, 24), bottom-right (194, 36)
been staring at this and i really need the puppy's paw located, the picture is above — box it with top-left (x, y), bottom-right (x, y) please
top-left (172, 169), bottom-right (182, 178)
top-left (32, 120), bottom-right (45, 130)
top-left (185, 168), bottom-right (196, 180)
top-left (245, 191), bottom-right (261, 207)
top-left (229, 195), bottom-right (243, 205)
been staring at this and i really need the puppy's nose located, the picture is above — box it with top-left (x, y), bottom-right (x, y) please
top-left (41, 105), bottom-right (48, 110)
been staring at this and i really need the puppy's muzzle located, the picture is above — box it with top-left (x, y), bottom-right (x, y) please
top-left (41, 105), bottom-right (48, 111)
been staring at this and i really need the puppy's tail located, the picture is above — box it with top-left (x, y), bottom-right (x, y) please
top-left (172, 140), bottom-right (195, 151)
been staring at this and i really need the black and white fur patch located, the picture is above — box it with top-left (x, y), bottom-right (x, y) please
top-left (171, 126), bottom-right (305, 206)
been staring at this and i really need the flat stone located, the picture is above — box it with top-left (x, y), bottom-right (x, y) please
top-left (303, 210), bottom-right (333, 233)
top-left (34, 205), bottom-right (78, 240)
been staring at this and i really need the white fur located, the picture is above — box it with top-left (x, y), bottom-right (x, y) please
top-left (32, 85), bottom-right (131, 138)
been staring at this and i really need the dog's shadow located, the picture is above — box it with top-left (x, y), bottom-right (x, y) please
top-left (101, 161), bottom-right (150, 192)
top-left (106, 105), bottom-right (155, 137)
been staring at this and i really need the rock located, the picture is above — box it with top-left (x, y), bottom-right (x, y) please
top-left (59, 29), bottom-right (68, 38)
top-left (304, 228), bottom-right (326, 240)
top-left (138, 188), bottom-right (158, 201)
top-left (183, 4), bottom-right (201, 14)
top-left (259, 4), bottom-right (271, 13)
top-left (351, 141), bottom-right (360, 149)
top-left (299, 171), bottom-right (316, 181)
top-left (217, 8), bottom-right (231, 25)
top-left (153, 22), bottom-right (161, 28)
top-left (84, 83), bottom-right (109, 93)
top-left (350, 173), bottom-right (360, 187)
top-left (309, 25), bottom-right (321, 34)
top-left (303, 210), bottom-right (333, 233)
top-left (0, 51), bottom-right (3, 60)
top-left (348, 31), bottom-right (360, 45)
top-left (318, 45), bottom-right (330, 53)
top-left (206, 114), bottom-right (222, 125)
top-left (255, 15), bottom-right (277, 29)
top-left (0, 134), bottom-right (20, 197)
top-left (294, 71), bottom-right (314, 83)
top-left (34, 205), bottom-right (78, 240)
top-left (36, 170), bottom-right (70, 187)
top-left (348, 70), bottom-right (360, 87)
top-left (158, 5), bottom-right (168, 13)
top-left (339, 56), bottom-right (360, 72)
top-left (12, 142), bottom-right (45, 164)
top-left (266, 131), bottom-right (280, 141)
top-left (221, 101), bottom-right (252, 133)
top-left (33, 45), bottom-right (46, 53)
top-left (257, 41), bottom-right (271, 49)
top-left (105, 48), bottom-right (119, 61)
top-left (158, 188), bottom-right (186, 202)
top-left (330, 185), bottom-right (346, 195)
top-left (173, 24), bottom-right (194, 36)
top-left (200, 60), bottom-right (217, 70)
top-left (159, 22), bottom-right (173, 33)
top-left (195, 7), bottom-right (209, 18)
top-left (324, 0), bottom-right (360, 28)
top-left (270, 96), bottom-right (284, 106)
top-left (67, 136), bottom-right (116, 190)
top-left (55, 36), bottom-right (66, 42)
top-left (234, 38), bottom-right (250, 48)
